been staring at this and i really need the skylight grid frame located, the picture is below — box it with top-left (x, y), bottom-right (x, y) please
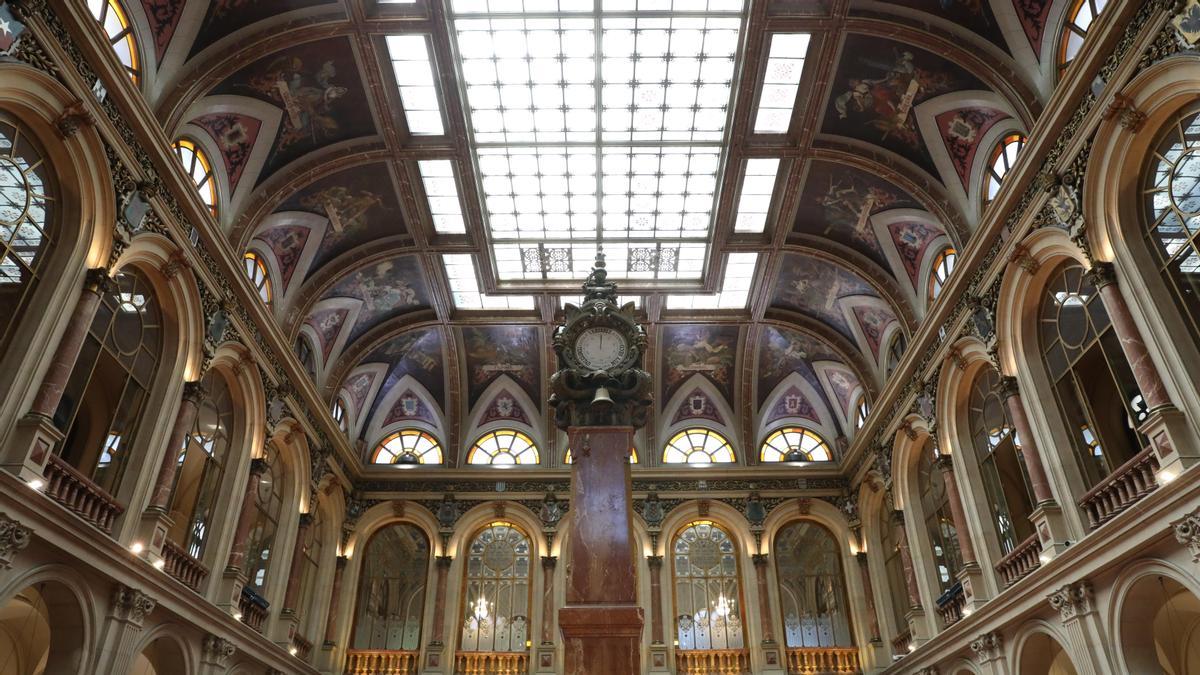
top-left (445, 0), bottom-right (750, 285)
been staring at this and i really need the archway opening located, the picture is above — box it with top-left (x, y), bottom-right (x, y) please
top-left (0, 581), bottom-right (86, 675)
top-left (1018, 631), bottom-right (1078, 675)
top-left (1119, 574), bottom-right (1200, 674)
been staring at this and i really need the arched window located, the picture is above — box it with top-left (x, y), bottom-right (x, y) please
top-left (165, 371), bottom-right (235, 560)
top-left (1038, 262), bottom-right (1143, 489)
top-left (245, 444), bottom-right (284, 593)
top-left (854, 397), bottom-right (869, 430)
top-left (885, 333), bottom-right (906, 378)
top-left (0, 112), bottom-right (56, 353)
top-left (54, 268), bottom-right (163, 497)
top-left (88, 0), bottom-right (140, 84)
top-left (1058, 0), bottom-right (1109, 72)
top-left (928, 248), bottom-right (956, 301)
top-left (295, 335), bottom-right (316, 378)
top-left (564, 447), bottom-right (638, 464)
top-left (984, 134), bottom-right (1025, 205)
top-left (967, 367), bottom-right (1035, 555)
top-left (459, 522), bottom-right (531, 653)
top-left (672, 520), bottom-right (744, 651)
top-left (663, 428), bottom-right (736, 465)
top-left (352, 522), bottom-right (430, 651)
top-left (243, 251), bottom-right (271, 305)
top-left (372, 429), bottom-right (443, 466)
top-left (879, 505), bottom-right (910, 638)
top-left (1143, 103), bottom-right (1200, 345)
top-left (917, 444), bottom-right (961, 594)
top-left (466, 429), bottom-right (539, 466)
top-left (332, 398), bottom-right (347, 433)
top-left (296, 508), bottom-right (326, 645)
top-left (759, 427), bottom-right (831, 463)
top-left (172, 138), bottom-right (217, 216)
top-left (774, 521), bottom-right (853, 648)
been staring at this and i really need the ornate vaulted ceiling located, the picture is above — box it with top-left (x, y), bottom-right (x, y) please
top-left (118, 0), bottom-right (1067, 467)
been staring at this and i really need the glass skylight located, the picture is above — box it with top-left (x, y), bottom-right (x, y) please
top-left (732, 158), bottom-right (779, 233)
top-left (666, 252), bottom-right (757, 309)
top-left (386, 35), bottom-right (444, 136)
top-left (449, 1), bottom-right (746, 283)
top-left (418, 160), bottom-right (467, 234)
top-left (443, 254), bottom-right (536, 310)
top-left (753, 33), bottom-right (809, 134)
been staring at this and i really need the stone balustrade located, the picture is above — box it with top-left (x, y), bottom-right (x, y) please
top-left (675, 648), bottom-right (751, 675)
top-left (995, 533), bottom-right (1042, 587)
top-left (42, 453), bottom-right (124, 533)
top-left (238, 586), bottom-right (269, 632)
top-left (292, 633), bottom-right (314, 660)
top-left (1079, 446), bottom-right (1160, 529)
top-left (452, 651), bottom-right (529, 675)
top-left (345, 649), bottom-right (419, 675)
top-left (935, 582), bottom-right (966, 627)
top-left (161, 539), bottom-right (208, 592)
top-left (784, 646), bottom-right (861, 673)
top-left (891, 630), bottom-right (912, 656)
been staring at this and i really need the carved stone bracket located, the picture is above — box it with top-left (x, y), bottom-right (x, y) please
top-left (1101, 93), bottom-right (1147, 132)
top-left (969, 631), bottom-right (1004, 662)
top-left (54, 100), bottom-right (93, 139)
top-left (1047, 580), bottom-right (1096, 621)
top-left (0, 513), bottom-right (32, 569)
top-left (1172, 505), bottom-right (1200, 562)
top-left (110, 584), bottom-right (157, 626)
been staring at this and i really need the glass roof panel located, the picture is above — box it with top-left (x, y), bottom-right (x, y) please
top-left (443, 254), bottom-right (537, 309)
top-left (449, 0), bottom-right (746, 283)
top-left (418, 160), bottom-right (467, 234)
top-left (753, 33), bottom-right (809, 134)
top-left (386, 35), bottom-right (445, 136)
top-left (666, 251), bottom-right (758, 309)
top-left (732, 158), bottom-right (779, 233)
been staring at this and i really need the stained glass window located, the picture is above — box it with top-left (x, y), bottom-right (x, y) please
top-left (173, 138), bottom-right (217, 216)
top-left (733, 159), bottom-right (780, 233)
top-left (1058, 0), bottom-right (1109, 72)
top-left (88, 0), bottom-right (139, 85)
top-left (759, 427), bottom-right (831, 463)
top-left (296, 508), bottom-right (325, 640)
top-left (774, 521), bottom-right (853, 648)
top-left (332, 399), bottom-right (347, 433)
top-left (385, 35), bottom-right (445, 135)
top-left (666, 252), bottom-right (759, 310)
top-left (752, 34), bottom-right (809, 134)
top-left (663, 428), bottom-right (735, 465)
top-left (984, 134), bottom-right (1024, 205)
top-left (880, 506), bottom-right (909, 638)
top-left (928, 248), bottom-right (956, 302)
top-left (467, 429), bottom-right (540, 465)
top-left (443, 254), bottom-right (536, 310)
top-left (459, 522), bottom-right (531, 653)
top-left (672, 520), bottom-right (744, 651)
top-left (0, 112), bottom-right (55, 353)
top-left (243, 251), bottom-right (271, 305)
top-left (886, 332), bottom-right (905, 378)
top-left (245, 444), bottom-right (284, 592)
top-left (353, 522), bottom-right (430, 650)
top-left (419, 160), bottom-right (466, 234)
top-left (372, 429), bottom-right (444, 465)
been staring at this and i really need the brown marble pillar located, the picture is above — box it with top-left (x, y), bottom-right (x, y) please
top-left (225, 458), bottom-right (268, 574)
top-left (890, 510), bottom-right (922, 610)
top-left (933, 455), bottom-right (977, 566)
top-left (540, 556), bottom-right (557, 645)
top-left (559, 426), bottom-right (643, 675)
top-left (647, 556), bottom-right (664, 645)
top-left (998, 376), bottom-right (1055, 505)
top-left (429, 556), bottom-right (452, 647)
top-left (281, 513), bottom-right (314, 613)
top-left (855, 552), bottom-right (882, 642)
top-left (1088, 262), bottom-right (1171, 409)
top-left (28, 268), bottom-right (112, 418)
top-left (752, 554), bottom-right (776, 644)
top-left (148, 381), bottom-right (204, 511)
top-left (322, 556), bottom-right (349, 646)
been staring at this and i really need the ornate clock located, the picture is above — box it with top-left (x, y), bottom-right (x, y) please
top-left (549, 253), bottom-right (652, 429)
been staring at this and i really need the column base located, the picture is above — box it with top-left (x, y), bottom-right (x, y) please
top-left (421, 642), bottom-right (446, 673)
top-left (647, 643), bottom-right (669, 673)
top-left (759, 641), bottom-right (786, 674)
top-left (135, 508), bottom-right (173, 563)
top-left (535, 644), bottom-right (557, 672)
top-left (217, 569), bottom-right (247, 615)
top-left (1140, 405), bottom-right (1198, 481)
top-left (2, 413), bottom-right (61, 484)
top-left (559, 605), bottom-right (643, 675)
top-left (1031, 501), bottom-right (1072, 560)
top-left (956, 561), bottom-right (990, 609)
top-left (275, 608), bottom-right (300, 648)
top-left (904, 606), bottom-right (930, 646)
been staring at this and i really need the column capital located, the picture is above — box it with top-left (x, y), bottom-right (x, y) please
top-left (110, 583), bottom-right (157, 626)
top-left (751, 553), bottom-right (768, 567)
top-left (436, 555), bottom-right (453, 569)
top-left (855, 551), bottom-right (868, 565)
top-left (336, 555), bottom-right (349, 570)
top-left (1172, 505), bottom-right (1200, 563)
top-left (201, 634), bottom-right (236, 666)
top-left (181, 380), bottom-right (205, 405)
top-left (0, 512), bottom-right (32, 570)
top-left (83, 267), bottom-right (116, 295)
top-left (933, 453), bottom-right (955, 473)
top-left (1085, 261), bottom-right (1117, 289)
top-left (297, 512), bottom-right (315, 530)
top-left (889, 509), bottom-right (906, 527)
top-left (248, 457), bottom-right (269, 477)
top-left (541, 555), bottom-right (558, 569)
top-left (646, 554), bottom-right (663, 570)
top-left (1047, 579), bottom-right (1095, 621)
top-left (998, 375), bottom-right (1021, 401)
top-left (969, 630), bottom-right (1004, 662)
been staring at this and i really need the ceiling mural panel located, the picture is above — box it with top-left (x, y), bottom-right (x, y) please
top-left (188, 0), bottom-right (337, 58)
top-left (190, 112), bottom-right (263, 195)
top-left (319, 256), bottom-right (430, 343)
top-left (359, 328), bottom-right (446, 429)
top-left (211, 37), bottom-right (375, 187)
top-left (850, 303), bottom-right (895, 361)
top-left (756, 325), bottom-right (841, 408)
top-left (1013, 0), bottom-right (1054, 53)
top-left (870, 0), bottom-right (1010, 52)
top-left (660, 324), bottom-right (740, 407)
top-left (823, 34), bottom-right (987, 178)
top-left (461, 326), bottom-right (542, 411)
top-left (141, 0), bottom-right (185, 61)
top-left (382, 388), bottom-right (438, 428)
top-left (275, 162), bottom-right (405, 275)
top-left (886, 220), bottom-right (945, 287)
top-left (769, 253), bottom-right (880, 342)
top-left (253, 223), bottom-right (310, 290)
top-left (935, 107), bottom-right (1011, 191)
top-left (764, 385), bottom-right (821, 426)
top-left (342, 369), bottom-right (379, 424)
top-left (304, 305), bottom-right (349, 361)
top-left (479, 389), bottom-right (533, 427)
top-left (669, 387), bottom-right (725, 426)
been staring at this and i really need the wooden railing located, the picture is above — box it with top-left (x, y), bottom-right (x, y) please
top-left (1079, 447), bottom-right (1160, 529)
top-left (995, 533), bottom-right (1042, 587)
top-left (346, 650), bottom-right (419, 675)
top-left (785, 647), bottom-right (861, 674)
top-left (161, 539), bottom-right (208, 592)
top-left (238, 586), bottom-right (269, 632)
top-left (675, 649), bottom-right (751, 675)
top-left (453, 651), bottom-right (528, 675)
top-left (43, 454), bottom-right (124, 533)
top-left (292, 633), bottom-right (314, 660)
top-left (935, 582), bottom-right (966, 626)
top-left (890, 630), bottom-right (912, 657)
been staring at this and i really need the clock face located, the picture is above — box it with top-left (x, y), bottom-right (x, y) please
top-left (575, 327), bottom-right (628, 370)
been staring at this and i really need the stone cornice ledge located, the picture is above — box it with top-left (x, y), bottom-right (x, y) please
top-left (0, 472), bottom-right (318, 675)
top-left (882, 464), bottom-right (1200, 673)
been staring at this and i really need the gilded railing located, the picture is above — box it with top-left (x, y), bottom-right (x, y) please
top-left (345, 650), bottom-right (419, 675)
top-left (161, 539), bottom-right (208, 592)
top-left (453, 651), bottom-right (529, 675)
top-left (995, 533), bottom-right (1042, 587)
top-left (675, 648), bottom-right (751, 675)
top-left (1079, 447), bottom-right (1160, 529)
top-left (43, 453), bottom-right (124, 533)
top-left (784, 647), bottom-right (861, 674)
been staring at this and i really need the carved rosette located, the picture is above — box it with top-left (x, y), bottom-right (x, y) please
top-left (110, 584), bottom-right (157, 625)
top-left (0, 513), bottom-right (32, 569)
top-left (1172, 506), bottom-right (1200, 563)
top-left (1047, 580), bottom-right (1095, 621)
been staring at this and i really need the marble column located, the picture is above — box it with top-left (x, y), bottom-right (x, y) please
top-left (322, 555), bottom-right (349, 646)
top-left (891, 509), bottom-right (929, 644)
top-left (855, 552), bottom-right (882, 642)
top-left (423, 555), bottom-right (452, 672)
top-left (935, 455), bottom-right (989, 609)
top-left (647, 555), bottom-right (669, 673)
top-left (559, 426), bottom-right (643, 675)
top-left (537, 555), bottom-right (558, 672)
top-left (281, 513), bottom-right (314, 614)
top-left (752, 554), bottom-right (776, 644)
top-left (4, 268), bottom-right (112, 482)
top-left (999, 376), bottom-right (1070, 558)
top-left (225, 458), bottom-right (268, 574)
top-left (138, 380), bottom-right (204, 559)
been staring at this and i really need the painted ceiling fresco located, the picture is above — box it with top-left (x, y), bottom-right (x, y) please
top-left (189, 0), bottom-right (337, 59)
top-left (350, 327), bottom-right (446, 437)
top-left (461, 326), bottom-right (543, 410)
top-left (874, 0), bottom-right (1010, 52)
top-left (935, 107), bottom-right (1013, 191)
top-left (140, 0), bottom-right (184, 61)
top-left (210, 37), bottom-right (375, 187)
top-left (190, 113), bottom-right (263, 195)
top-left (757, 326), bottom-right (862, 436)
top-left (771, 254), bottom-right (881, 339)
top-left (660, 324), bottom-right (741, 407)
top-left (317, 255), bottom-right (430, 343)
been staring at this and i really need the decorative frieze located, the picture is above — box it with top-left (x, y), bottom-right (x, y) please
top-left (1047, 580), bottom-right (1096, 621)
top-left (0, 512), bottom-right (31, 569)
top-left (1172, 506), bottom-right (1200, 562)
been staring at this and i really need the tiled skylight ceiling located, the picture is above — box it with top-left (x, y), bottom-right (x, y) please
top-left (386, 35), bottom-right (444, 135)
top-left (449, 0), bottom-right (746, 283)
top-left (666, 252), bottom-right (758, 309)
top-left (418, 160), bottom-right (467, 234)
top-left (753, 33), bottom-right (809, 134)
top-left (733, 158), bottom-right (779, 233)
top-left (443, 254), bottom-right (536, 310)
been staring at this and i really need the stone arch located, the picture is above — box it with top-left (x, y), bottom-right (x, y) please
top-left (1011, 618), bottom-right (1080, 675)
top-left (888, 414), bottom-right (947, 637)
top-left (1109, 558), bottom-right (1200, 674)
top-left (0, 563), bottom-right (98, 675)
top-left (128, 623), bottom-right (193, 675)
top-left (659, 374), bottom-right (740, 464)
